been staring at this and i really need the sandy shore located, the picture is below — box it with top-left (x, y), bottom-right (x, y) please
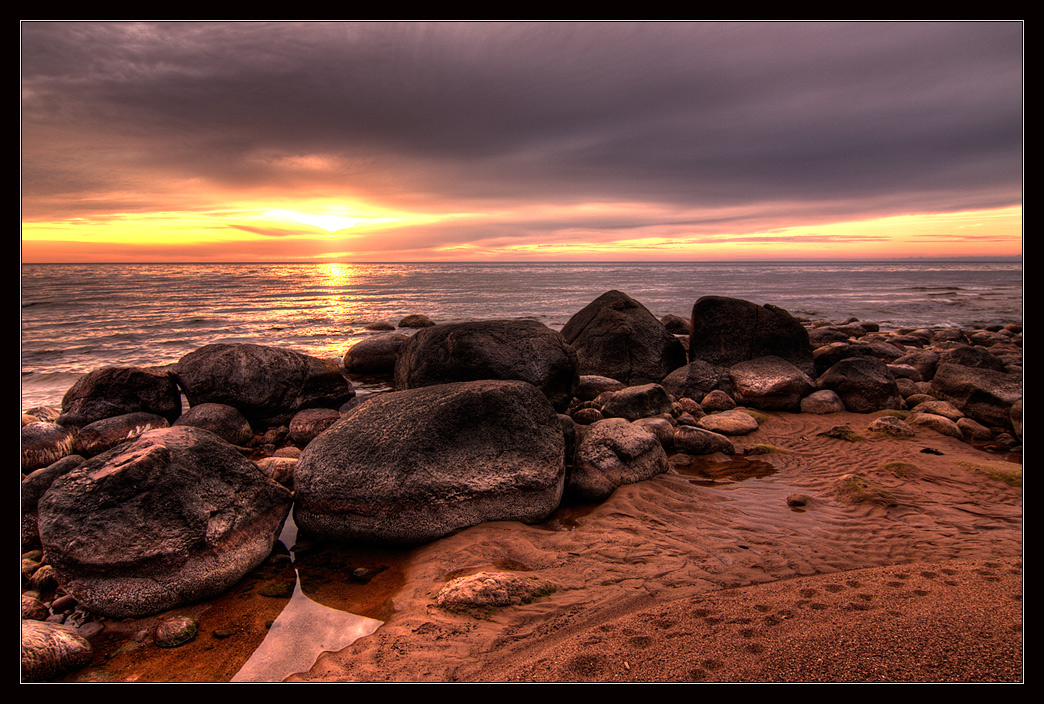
top-left (282, 409), bottom-right (1022, 683)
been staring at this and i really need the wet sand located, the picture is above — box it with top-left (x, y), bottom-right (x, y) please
top-left (282, 409), bottom-right (1022, 683)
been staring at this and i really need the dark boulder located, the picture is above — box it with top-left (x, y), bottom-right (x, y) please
top-left (398, 314), bottom-right (436, 328)
top-left (929, 363), bottom-right (1022, 430)
top-left (343, 333), bottom-right (410, 375)
top-left (294, 380), bottom-right (566, 545)
top-left (689, 296), bottom-right (814, 377)
top-left (935, 344), bottom-right (1007, 373)
top-left (561, 290), bottom-right (687, 386)
top-left (38, 426), bottom-right (293, 618)
top-left (660, 358), bottom-right (734, 401)
top-left (173, 403), bottom-right (253, 447)
top-left (59, 366), bottom-right (181, 427)
top-left (175, 343), bottom-right (355, 427)
top-left (816, 357), bottom-right (902, 413)
top-left (394, 320), bottom-right (578, 412)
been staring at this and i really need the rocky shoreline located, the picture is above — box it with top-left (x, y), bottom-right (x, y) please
top-left (21, 291), bottom-right (1022, 682)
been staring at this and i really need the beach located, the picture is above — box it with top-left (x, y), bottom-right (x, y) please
top-left (32, 407), bottom-right (1021, 683)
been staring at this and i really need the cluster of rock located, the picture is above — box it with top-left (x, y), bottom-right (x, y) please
top-left (21, 293), bottom-right (1022, 679)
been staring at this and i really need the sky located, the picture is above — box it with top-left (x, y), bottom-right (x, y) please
top-left (20, 21), bottom-right (1023, 263)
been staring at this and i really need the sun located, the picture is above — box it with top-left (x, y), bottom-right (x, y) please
top-left (264, 209), bottom-right (360, 232)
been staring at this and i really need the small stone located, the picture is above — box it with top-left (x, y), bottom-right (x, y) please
top-left (155, 616), bottom-right (198, 648)
top-left (786, 493), bottom-right (810, 507)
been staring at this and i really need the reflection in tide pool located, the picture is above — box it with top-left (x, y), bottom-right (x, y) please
top-left (231, 516), bottom-right (383, 682)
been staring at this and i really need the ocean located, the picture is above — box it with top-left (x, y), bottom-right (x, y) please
top-left (20, 260), bottom-right (1023, 411)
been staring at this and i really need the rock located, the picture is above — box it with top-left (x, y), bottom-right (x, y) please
top-left (576, 375), bottom-right (626, 401)
top-left (813, 342), bottom-right (875, 376)
top-left (700, 389), bottom-right (735, 412)
top-left (22, 422), bottom-right (76, 473)
top-left (364, 321), bottom-right (396, 331)
top-left (935, 343), bottom-right (1007, 373)
top-left (909, 399), bottom-right (964, 421)
top-left (173, 403), bottom-right (254, 446)
top-left (343, 333), bottom-right (410, 375)
top-left (175, 343), bottom-right (355, 427)
top-left (786, 493), bottom-right (811, 507)
top-left (294, 380), bottom-right (566, 545)
top-left (1010, 399), bottom-right (1022, 439)
top-left (817, 357), bottom-right (902, 413)
top-left (661, 359), bottom-right (734, 401)
top-left (569, 418), bottom-right (669, 502)
top-left (908, 413), bottom-right (963, 439)
top-left (22, 455), bottom-right (86, 550)
top-left (956, 417), bottom-right (993, 441)
top-left (58, 366), bottom-right (181, 427)
top-left (807, 326), bottom-right (853, 348)
top-left (729, 356), bottom-right (815, 411)
top-left (394, 320), bottom-right (579, 412)
top-left (21, 620), bottom-right (92, 682)
top-left (867, 415), bottom-right (916, 438)
top-left (893, 349), bottom-right (940, 381)
top-left (931, 328), bottom-right (969, 345)
top-left (38, 426), bottom-right (293, 619)
top-left (288, 407), bottom-right (341, 447)
top-left (73, 412), bottom-right (170, 457)
top-left (155, 616), bottom-right (199, 648)
top-left (887, 364), bottom-right (923, 382)
top-left (561, 290), bottom-right (686, 385)
top-left (929, 363), bottom-right (1022, 430)
top-left (22, 594), bottom-right (49, 621)
top-left (632, 416), bottom-right (676, 448)
top-left (255, 456), bottom-right (297, 489)
top-left (398, 314), bottom-right (436, 328)
top-left (660, 314), bottom-right (691, 335)
top-left (600, 383), bottom-right (673, 421)
top-left (672, 425), bottom-right (735, 455)
top-left (800, 389), bottom-right (845, 414)
top-left (436, 572), bottom-right (555, 609)
top-left (570, 407), bottom-right (605, 425)
top-left (689, 296), bottom-right (815, 377)
top-left (697, 410), bottom-right (759, 436)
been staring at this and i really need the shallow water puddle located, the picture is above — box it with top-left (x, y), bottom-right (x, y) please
top-left (672, 455), bottom-right (778, 485)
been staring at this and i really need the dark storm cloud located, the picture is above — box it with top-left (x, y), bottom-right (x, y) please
top-left (21, 21), bottom-right (1022, 220)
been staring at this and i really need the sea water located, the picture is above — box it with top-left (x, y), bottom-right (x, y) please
top-left (20, 260), bottom-right (1022, 410)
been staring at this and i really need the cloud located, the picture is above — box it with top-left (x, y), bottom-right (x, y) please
top-left (21, 21), bottom-right (1023, 248)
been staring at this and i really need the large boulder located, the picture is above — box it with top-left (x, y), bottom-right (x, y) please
top-left (294, 380), bottom-right (566, 545)
top-left (816, 357), bottom-right (902, 413)
top-left (728, 356), bottom-right (815, 411)
top-left (59, 366), bottom-right (181, 427)
top-left (394, 320), bottom-right (578, 412)
top-left (570, 418), bottom-right (669, 502)
top-left (343, 332), bottom-right (411, 375)
top-left (661, 358), bottom-right (735, 401)
top-left (929, 363), bottom-right (1022, 430)
top-left (21, 620), bottom-right (93, 682)
top-left (561, 290), bottom-right (687, 386)
top-left (175, 343), bottom-right (355, 427)
top-left (689, 296), bottom-right (814, 377)
top-left (38, 426), bottom-right (292, 619)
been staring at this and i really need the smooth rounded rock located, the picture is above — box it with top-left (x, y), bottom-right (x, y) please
top-left (569, 418), bottom-right (669, 502)
top-left (39, 426), bottom-right (293, 618)
top-left (294, 380), bottom-right (566, 545)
